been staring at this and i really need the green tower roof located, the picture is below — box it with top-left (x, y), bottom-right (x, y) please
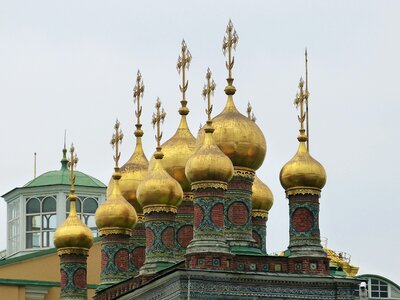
top-left (23, 147), bottom-right (106, 188)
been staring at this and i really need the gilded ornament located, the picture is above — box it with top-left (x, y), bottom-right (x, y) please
top-left (95, 120), bottom-right (137, 235)
top-left (54, 144), bottom-right (94, 252)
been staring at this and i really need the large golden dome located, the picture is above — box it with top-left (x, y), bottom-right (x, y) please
top-left (137, 153), bottom-right (183, 209)
top-left (186, 124), bottom-right (234, 184)
top-left (96, 171), bottom-right (137, 235)
top-left (54, 195), bottom-right (94, 251)
top-left (280, 131), bottom-right (326, 194)
top-left (197, 94), bottom-right (266, 170)
top-left (149, 115), bottom-right (195, 193)
top-left (252, 175), bottom-right (274, 211)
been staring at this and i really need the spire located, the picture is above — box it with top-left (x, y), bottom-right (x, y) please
top-left (294, 77), bottom-right (308, 144)
top-left (110, 119), bottom-right (124, 178)
top-left (151, 98), bottom-right (166, 159)
top-left (67, 143), bottom-right (79, 213)
top-left (133, 70), bottom-right (145, 138)
top-left (305, 48), bottom-right (310, 151)
top-left (202, 68), bottom-right (216, 125)
top-left (177, 39), bottom-right (192, 116)
top-left (222, 20), bottom-right (239, 95)
top-left (61, 130), bottom-right (68, 170)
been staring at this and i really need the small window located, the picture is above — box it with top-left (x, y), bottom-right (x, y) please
top-left (26, 198), bottom-right (40, 214)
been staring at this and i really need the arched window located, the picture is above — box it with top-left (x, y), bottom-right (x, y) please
top-left (26, 196), bottom-right (57, 249)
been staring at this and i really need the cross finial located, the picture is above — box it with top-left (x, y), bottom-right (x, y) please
top-left (202, 68), bottom-right (216, 122)
top-left (68, 143), bottom-right (78, 195)
top-left (222, 20), bottom-right (239, 81)
top-left (151, 98), bottom-right (166, 151)
top-left (294, 77), bottom-right (307, 132)
top-left (110, 119), bottom-right (124, 169)
top-left (177, 39), bottom-right (192, 108)
top-left (247, 102), bottom-right (256, 122)
top-left (133, 70), bottom-right (145, 131)
top-left (304, 48), bottom-right (310, 150)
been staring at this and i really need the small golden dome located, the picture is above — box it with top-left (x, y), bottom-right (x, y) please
top-left (197, 95), bottom-right (266, 170)
top-left (252, 175), bottom-right (274, 211)
top-left (186, 124), bottom-right (234, 184)
top-left (137, 153), bottom-right (183, 209)
top-left (108, 131), bottom-right (148, 215)
top-left (96, 171), bottom-right (137, 235)
top-left (54, 195), bottom-right (94, 251)
top-left (149, 116), bottom-right (196, 193)
top-left (280, 131), bottom-right (326, 193)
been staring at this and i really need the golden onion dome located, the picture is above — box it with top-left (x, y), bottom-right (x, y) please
top-left (96, 170), bottom-right (137, 234)
top-left (186, 123), bottom-right (234, 184)
top-left (137, 151), bottom-right (183, 209)
top-left (280, 130), bottom-right (326, 193)
top-left (107, 128), bottom-right (148, 215)
top-left (149, 115), bottom-right (196, 193)
top-left (252, 175), bottom-right (274, 211)
top-left (54, 194), bottom-right (94, 251)
top-left (197, 95), bottom-right (266, 170)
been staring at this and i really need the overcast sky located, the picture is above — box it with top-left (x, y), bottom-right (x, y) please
top-left (1, 1), bottom-right (399, 283)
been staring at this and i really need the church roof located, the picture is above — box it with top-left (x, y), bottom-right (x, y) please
top-left (23, 169), bottom-right (105, 188)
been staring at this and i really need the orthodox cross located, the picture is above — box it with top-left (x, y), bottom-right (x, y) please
top-left (176, 40), bottom-right (192, 104)
top-left (152, 98), bottom-right (166, 148)
top-left (246, 102), bottom-right (256, 122)
top-left (305, 48), bottom-right (310, 150)
top-left (133, 70), bottom-right (144, 126)
top-left (294, 78), bottom-right (306, 132)
top-left (202, 68), bottom-right (216, 122)
top-left (222, 20), bottom-right (239, 79)
top-left (110, 119), bottom-right (124, 168)
top-left (68, 143), bottom-right (78, 194)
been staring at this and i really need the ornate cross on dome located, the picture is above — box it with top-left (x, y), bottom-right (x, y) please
top-left (294, 78), bottom-right (306, 131)
top-left (133, 70), bottom-right (144, 127)
top-left (152, 98), bottom-right (166, 149)
top-left (222, 20), bottom-right (239, 80)
top-left (111, 119), bottom-right (124, 169)
top-left (305, 48), bottom-right (310, 150)
top-left (202, 68), bottom-right (216, 122)
top-left (68, 143), bottom-right (78, 194)
top-left (247, 102), bottom-right (256, 122)
top-left (177, 40), bottom-right (192, 106)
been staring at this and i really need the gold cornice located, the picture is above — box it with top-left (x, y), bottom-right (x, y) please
top-left (191, 180), bottom-right (228, 191)
top-left (234, 167), bottom-right (255, 179)
top-left (99, 227), bottom-right (132, 236)
top-left (252, 209), bottom-right (268, 219)
top-left (143, 204), bottom-right (177, 214)
top-left (184, 192), bottom-right (195, 201)
top-left (57, 247), bottom-right (89, 257)
top-left (285, 187), bottom-right (321, 197)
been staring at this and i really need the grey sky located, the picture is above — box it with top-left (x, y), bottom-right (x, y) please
top-left (1, 1), bottom-right (399, 283)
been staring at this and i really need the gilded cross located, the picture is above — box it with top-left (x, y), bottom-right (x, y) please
top-left (151, 98), bottom-right (166, 148)
top-left (68, 143), bottom-right (78, 192)
top-left (202, 68), bottom-right (216, 121)
top-left (294, 78), bottom-right (306, 130)
top-left (247, 102), bottom-right (256, 122)
top-left (110, 119), bottom-right (124, 168)
top-left (305, 48), bottom-right (310, 150)
top-left (176, 40), bottom-right (192, 103)
top-left (133, 70), bottom-right (144, 126)
top-left (222, 20), bottom-right (239, 79)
